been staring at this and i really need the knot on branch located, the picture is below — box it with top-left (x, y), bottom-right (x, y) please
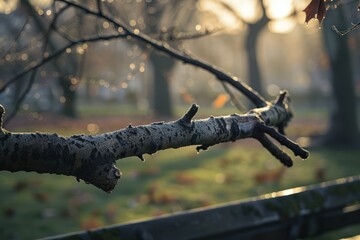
top-left (177, 104), bottom-right (199, 129)
top-left (76, 162), bottom-right (122, 193)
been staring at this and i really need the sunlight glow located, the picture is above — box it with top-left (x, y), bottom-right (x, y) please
top-left (225, 0), bottom-right (262, 24)
top-left (268, 17), bottom-right (296, 34)
top-left (0, 0), bottom-right (19, 14)
top-left (264, 0), bottom-right (293, 20)
top-left (29, 0), bottom-right (53, 8)
top-left (198, 0), bottom-right (243, 30)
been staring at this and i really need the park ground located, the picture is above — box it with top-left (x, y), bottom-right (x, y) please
top-left (1, 103), bottom-right (360, 239)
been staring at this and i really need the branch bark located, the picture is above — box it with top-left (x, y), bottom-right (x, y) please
top-left (0, 95), bottom-right (308, 193)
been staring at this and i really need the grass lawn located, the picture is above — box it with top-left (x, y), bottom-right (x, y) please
top-left (1, 104), bottom-right (359, 239)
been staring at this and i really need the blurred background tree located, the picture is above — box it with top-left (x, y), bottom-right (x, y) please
top-left (321, 3), bottom-right (360, 147)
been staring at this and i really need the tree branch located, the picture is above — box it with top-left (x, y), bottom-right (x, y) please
top-left (55, 0), bottom-right (268, 108)
top-left (0, 34), bottom-right (125, 94)
top-left (0, 98), bottom-right (308, 193)
top-left (333, 22), bottom-right (360, 35)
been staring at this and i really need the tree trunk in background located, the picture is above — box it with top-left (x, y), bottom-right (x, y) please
top-left (244, 0), bottom-right (269, 103)
top-left (245, 22), bottom-right (267, 98)
top-left (322, 7), bottom-right (359, 146)
top-left (21, 0), bottom-right (78, 118)
top-left (145, 0), bottom-right (176, 118)
top-left (150, 52), bottom-right (174, 117)
top-left (58, 76), bottom-right (77, 118)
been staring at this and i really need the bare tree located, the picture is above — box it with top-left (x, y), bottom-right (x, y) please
top-left (0, 0), bottom-right (308, 193)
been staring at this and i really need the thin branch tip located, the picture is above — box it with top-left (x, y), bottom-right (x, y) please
top-left (255, 134), bottom-right (293, 167)
top-left (138, 155), bottom-right (145, 162)
top-left (275, 91), bottom-right (288, 106)
top-left (255, 123), bottom-right (308, 163)
top-left (0, 104), bottom-right (4, 129)
top-left (0, 104), bottom-right (4, 118)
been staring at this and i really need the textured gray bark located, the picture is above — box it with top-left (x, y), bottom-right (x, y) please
top-left (0, 98), bottom-right (308, 193)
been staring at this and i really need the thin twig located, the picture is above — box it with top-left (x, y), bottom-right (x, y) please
top-left (96, 0), bottom-right (103, 15)
top-left (0, 34), bottom-right (126, 94)
top-left (55, 0), bottom-right (268, 108)
top-left (255, 123), bottom-right (309, 159)
top-left (162, 28), bottom-right (223, 41)
top-left (220, 81), bottom-right (245, 112)
top-left (255, 133), bottom-right (293, 167)
top-left (333, 22), bottom-right (360, 35)
top-left (4, 69), bottom-right (38, 127)
top-left (43, 4), bottom-right (72, 52)
top-left (1, 18), bottom-right (29, 60)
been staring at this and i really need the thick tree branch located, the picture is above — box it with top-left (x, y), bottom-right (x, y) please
top-left (0, 96), bottom-right (308, 193)
top-left (0, 2), bottom-right (310, 194)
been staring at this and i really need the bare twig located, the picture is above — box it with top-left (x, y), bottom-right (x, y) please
top-left (161, 27), bottom-right (223, 41)
top-left (4, 69), bottom-right (38, 126)
top-left (43, 4), bottom-right (72, 51)
top-left (254, 133), bottom-right (293, 167)
top-left (333, 22), bottom-right (360, 35)
top-left (1, 18), bottom-right (29, 60)
top-left (0, 34), bottom-right (126, 94)
top-left (55, 0), bottom-right (268, 108)
top-left (255, 123), bottom-right (309, 159)
top-left (220, 81), bottom-right (245, 112)
top-left (96, 0), bottom-right (103, 15)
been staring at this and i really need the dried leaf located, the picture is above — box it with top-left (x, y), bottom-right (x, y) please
top-left (33, 192), bottom-right (50, 203)
top-left (81, 218), bottom-right (102, 230)
top-left (303, 0), bottom-right (326, 24)
top-left (13, 180), bottom-right (28, 192)
top-left (212, 93), bottom-right (229, 109)
top-left (3, 207), bottom-right (15, 218)
top-left (175, 172), bottom-right (197, 185)
top-left (181, 92), bottom-right (194, 104)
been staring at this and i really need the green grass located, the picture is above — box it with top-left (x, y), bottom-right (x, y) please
top-left (1, 140), bottom-right (360, 239)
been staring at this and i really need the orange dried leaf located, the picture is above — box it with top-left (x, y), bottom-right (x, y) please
top-left (181, 92), bottom-right (194, 104)
top-left (81, 218), bottom-right (102, 230)
top-left (212, 93), bottom-right (229, 109)
top-left (303, 0), bottom-right (326, 24)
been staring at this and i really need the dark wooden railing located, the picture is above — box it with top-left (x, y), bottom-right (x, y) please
top-left (45, 176), bottom-right (360, 240)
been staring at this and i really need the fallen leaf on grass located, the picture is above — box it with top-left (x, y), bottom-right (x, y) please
top-left (212, 93), bottom-right (229, 109)
top-left (175, 172), bottom-right (197, 185)
top-left (81, 218), bottom-right (102, 230)
top-left (33, 192), bottom-right (50, 203)
top-left (3, 207), bottom-right (15, 218)
top-left (13, 180), bottom-right (29, 192)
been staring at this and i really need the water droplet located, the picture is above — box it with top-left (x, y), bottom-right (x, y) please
top-left (103, 21), bottom-right (110, 29)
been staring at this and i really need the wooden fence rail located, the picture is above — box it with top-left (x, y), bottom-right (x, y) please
top-left (45, 176), bottom-right (360, 240)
